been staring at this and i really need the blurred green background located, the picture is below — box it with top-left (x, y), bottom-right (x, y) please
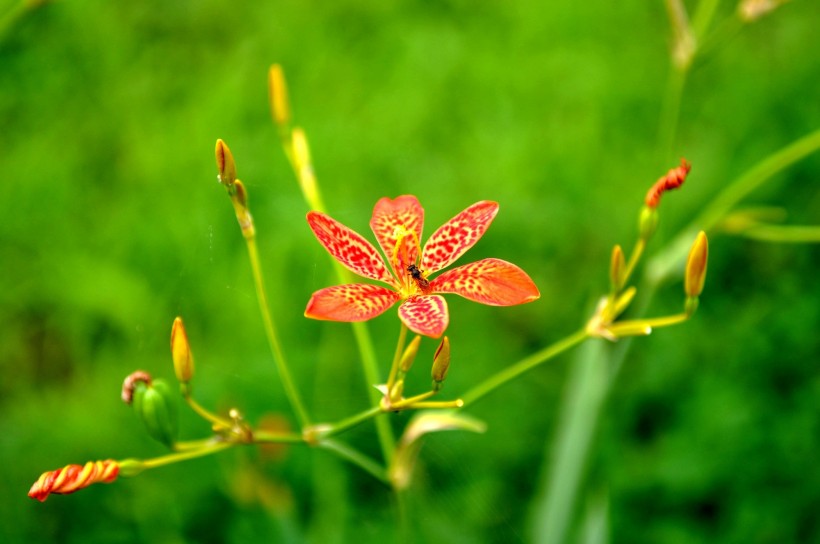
top-left (1, 1), bottom-right (818, 542)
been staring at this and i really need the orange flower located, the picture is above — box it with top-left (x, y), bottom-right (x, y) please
top-left (28, 460), bottom-right (119, 502)
top-left (305, 196), bottom-right (540, 337)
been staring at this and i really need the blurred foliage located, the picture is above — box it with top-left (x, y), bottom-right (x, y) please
top-left (1, 0), bottom-right (818, 543)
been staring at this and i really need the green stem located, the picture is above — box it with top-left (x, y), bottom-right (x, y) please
top-left (319, 439), bottom-right (389, 483)
top-left (460, 329), bottom-right (589, 406)
top-left (647, 127), bottom-right (820, 284)
top-left (251, 430), bottom-right (305, 444)
top-left (736, 224), bottom-right (820, 243)
top-left (141, 440), bottom-right (235, 470)
top-left (246, 237), bottom-right (311, 427)
top-left (280, 127), bottom-right (396, 462)
top-left (387, 323), bottom-right (409, 391)
top-left (351, 321), bottom-right (396, 460)
top-left (698, 128), bottom-right (820, 230)
top-left (657, 65), bottom-right (688, 166)
top-left (184, 394), bottom-right (233, 429)
top-left (319, 405), bottom-right (383, 439)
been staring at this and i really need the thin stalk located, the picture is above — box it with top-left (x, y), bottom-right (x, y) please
top-left (696, 128), bottom-right (820, 231)
top-left (319, 405), bottom-right (383, 439)
top-left (245, 237), bottom-right (311, 427)
top-left (184, 395), bottom-right (233, 429)
top-left (657, 66), bottom-right (688, 165)
top-left (319, 439), bottom-right (389, 483)
top-left (621, 239), bottom-right (646, 285)
top-left (738, 224), bottom-right (820, 243)
top-left (460, 329), bottom-right (589, 406)
top-left (386, 323), bottom-right (409, 391)
top-left (141, 440), bottom-right (235, 470)
top-left (280, 126), bottom-right (396, 462)
top-left (647, 128), bottom-right (820, 284)
top-left (389, 391), bottom-right (435, 410)
top-left (251, 430), bottom-right (305, 444)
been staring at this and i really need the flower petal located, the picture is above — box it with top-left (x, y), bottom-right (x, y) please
top-left (369, 196), bottom-right (425, 276)
top-left (398, 295), bottom-right (449, 338)
top-left (307, 211), bottom-right (395, 284)
top-left (420, 201), bottom-right (499, 273)
top-left (430, 258), bottom-right (540, 306)
top-left (305, 284), bottom-right (401, 322)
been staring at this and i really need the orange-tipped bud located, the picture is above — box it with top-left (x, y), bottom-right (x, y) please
top-left (645, 158), bottom-right (691, 209)
top-left (610, 244), bottom-right (626, 291)
top-left (431, 336), bottom-right (451, 392)
top-left (268, 64), bottom-right (291, 128)
top-left (170, 317), bottom-right (194, 383)
top-left (28, 460), bottom-right (120, 502)
top-left (399, 335), bottom-right (422, 374)
top-left (215, 139), bottom-right (237, 187)
top-left (685, 230), bottom-right (709, 298)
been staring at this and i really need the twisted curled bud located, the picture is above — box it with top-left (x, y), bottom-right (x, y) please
top-left (685, 231), bottom-right (709, 314)
top-left (28, 460), bottom-right (119, 502)
top-left (170, 317), bottom-right (194, 383)
top-left (121, 370), bottom-right (152, 404)
top-left (645, 158), bottom-right (691, 209)
top-left (431, 336), bottom-right (451, 392)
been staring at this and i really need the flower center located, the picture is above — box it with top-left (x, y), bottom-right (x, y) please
top-left (391, 226), bottom-right (426, 295)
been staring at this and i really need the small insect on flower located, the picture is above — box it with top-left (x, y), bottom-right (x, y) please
top-left (407, 264), bottom-right (431, 294)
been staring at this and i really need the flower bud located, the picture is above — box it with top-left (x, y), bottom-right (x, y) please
top-left (170, 317), bottom-right (194, 384)
top-left (268, 64), bottom-right (291, 128)
top-left (684, 231), bottom-right (708, 298)
top-left (231, 180), bottom-right (255, 239)
top-left (28, 459), bottom-right (120, 502)
top-left (399, 335), bottom-right (422, 374)
top-left (132, 379), bottom-right (178, 448)
top-left (389, 379), bottom-right (405, 404)
top-left (215, 139), bottom-right (237, 187)
top-left (431, 336), bottom-right (451, 392)
top-left (639, 206), bottom-right (659, 241)
top-left (609, 244), bottom-right (626, 291)
top-left (644, 158), bottom-right (690, 209)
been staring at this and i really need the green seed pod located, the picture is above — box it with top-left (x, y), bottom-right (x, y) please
top-left (134, 379), bottom-right (178, 448)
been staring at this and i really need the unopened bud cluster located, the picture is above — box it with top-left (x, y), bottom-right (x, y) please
top-left (588, 159), bottom-right (708, 340)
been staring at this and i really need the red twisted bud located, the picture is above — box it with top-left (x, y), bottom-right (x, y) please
top-left (645, 158), bottom-right (691, 208)
top-left (28, 460), bottom-right (119, 502)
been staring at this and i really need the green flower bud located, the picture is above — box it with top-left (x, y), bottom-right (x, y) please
top-left (431, 336), bottom-right (451, 392)
top-left (639, 206), bottom-right (658, 241)
top-left (133, 379), bottom-right (178, 449)
top-left (399, 335), bottom-right (422, 375)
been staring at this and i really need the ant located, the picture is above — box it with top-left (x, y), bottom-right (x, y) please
top-left (407, 264), bottom-right (431, 293)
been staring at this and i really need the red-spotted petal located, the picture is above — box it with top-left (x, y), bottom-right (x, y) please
top-left (420, 201), bottom-right (499, 273)
top-left (307, 211), bottom-right (395, 284)
top-left (430, 258), bottom-right (540, 306)
top-left (369, 196), bottom-right (424, 276)
top-left (305, 284), bottom-right (401, 322)
top-left (398, 295), bottom-right (449, 338)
